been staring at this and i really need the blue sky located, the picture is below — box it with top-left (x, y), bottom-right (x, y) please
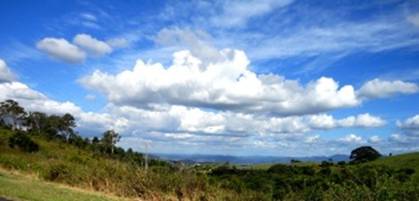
top-left (1, 0), bottom-right (419, 156)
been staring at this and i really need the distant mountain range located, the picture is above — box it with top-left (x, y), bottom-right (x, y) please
top-left (153, 153), bottom-right (349, 164)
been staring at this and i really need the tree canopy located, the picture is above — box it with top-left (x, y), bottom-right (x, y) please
top-left (350, 146), bottom-right (381, 163)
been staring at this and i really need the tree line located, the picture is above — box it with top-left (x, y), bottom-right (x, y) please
top-left (0, 99), bottom-right (165, 167)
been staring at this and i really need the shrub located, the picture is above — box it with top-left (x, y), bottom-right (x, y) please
top-left (43, 163), bottom-right (71, 181)
top-left (8, 131), bottom-right (39, 152)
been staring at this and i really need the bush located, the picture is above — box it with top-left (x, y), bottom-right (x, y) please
top-left (43, 163), bottom-right (71, 181)
top-left (8, 131), bottom-right (39, 153)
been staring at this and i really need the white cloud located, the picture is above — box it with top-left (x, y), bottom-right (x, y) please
top-left (37, 34), bottom-right (115, 63)
top-left (0, 81), bottom-right (80, 115)
top-left (0, 79), bottom-right (398, 154)
top-left (339, 134), bottom-right (364, 144)
top-left (357, 79), bottom-right (418, 99)
top-left (80, 49), bottom-right (360, 116)
top-left (305, 135), bottom-right (320, 144)
top-left (0, 80), bottom-right (384, 141)
top-left (307, 113), bottom-right (385, 129)
top-left (397, 115), bottom-right (419, 130)
top-left (338, 113), bottom-right (386, 128)
top-left (0, 59), bottom-right (16, 83)
top-left (36, 37), bottom-right (86, 63)
top-left (307, 114), bottom-right (336, 129)
top-left (73, 34), bottom-right (112, 56)
top-left (0, 81), bottom-right (128, 135)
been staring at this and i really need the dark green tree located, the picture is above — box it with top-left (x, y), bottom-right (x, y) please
top-left (350, 146), bottom-right (381, 163)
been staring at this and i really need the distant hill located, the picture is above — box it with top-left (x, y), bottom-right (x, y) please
top-left (154, 153), bottom-right (349, 164)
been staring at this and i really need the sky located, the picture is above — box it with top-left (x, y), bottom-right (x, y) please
top-left (0, 0), bottom-right (419, 157)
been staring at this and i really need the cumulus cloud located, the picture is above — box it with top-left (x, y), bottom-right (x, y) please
top-left (357, 79), bottom-right (418, 99)
top-left (0, 78), bottom-right (387, 144)
top-left (308, 113), bottom-right (385, 129)
top-left (339, 113), bottom-right (386, 128)
top-left (36, 34), bottom-right (114, 63)
top-left (0, 59), bottom-right (16, 83)
top-left (36, 37), bottom-right (86, 63)
top-left (81, 49), bottom-right (360, 116)
top-left (73, 34), bottom-right (112, 56)
top-left (0, 81), bottom-right (82, 116)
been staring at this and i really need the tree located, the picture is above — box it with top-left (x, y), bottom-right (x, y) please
top-left (60, 113), bottom-right (76, 141)
top-left (42, 113), bottom-right (77, 141)
top-left (26, 111), bottom-right (47, 133)
top-left (0, 100), bottom-right (26, 130)
top-left (101, 129), bottom-right (120, 155)
top-left (92, 136), bottom-right (100, 144)
top-left (350, 146), bottom-right (381, 163)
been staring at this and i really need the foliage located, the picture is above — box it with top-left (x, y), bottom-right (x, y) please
top-left (0, 99), bottom-right (26, 130)
top-left (101, 129), bottom-right (120, 154)
top-left (350, 146), bottom-right (382, 163)
top-left (8, 131), bottom-right (39, 152)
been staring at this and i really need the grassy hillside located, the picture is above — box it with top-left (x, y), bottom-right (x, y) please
top-left (0, 128), bottom-right (221, 201)
top-left (1, 127), bottom-right (419, 201)
top-left (0, 168), bottom-right (126, 201)
top-left (369, 152), bottom-right (419, 171)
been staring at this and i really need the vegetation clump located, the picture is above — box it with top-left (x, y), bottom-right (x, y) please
top-left (8, 131), bottom-right (39, 152)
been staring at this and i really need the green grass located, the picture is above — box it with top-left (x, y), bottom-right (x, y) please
top-left (0, 169), bottom-right (127, 201)
top-left (369, 152), bottom-right (419, 171)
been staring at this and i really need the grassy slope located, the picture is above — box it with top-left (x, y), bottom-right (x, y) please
top-left (0, 129), bottom-right (208, 201)
top-left (369, 152), bottom-right (419, 171)
top-left (0, 129), bottom-right (131, 201)
top-left (0, 169), bottom-right (127, 201)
